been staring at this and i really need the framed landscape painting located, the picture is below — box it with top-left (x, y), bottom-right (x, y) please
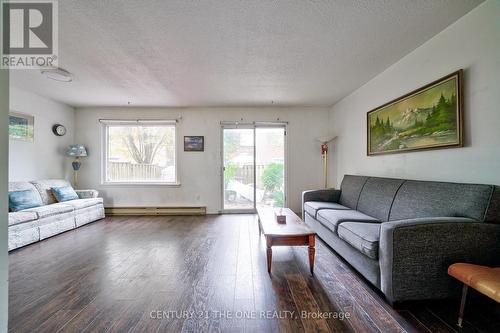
top-left (184, 136), bottom-right (204, 151)
top-left (9, 112), bottom-right (34, 142)
top-left (367, 70), bottom-right (463, 156)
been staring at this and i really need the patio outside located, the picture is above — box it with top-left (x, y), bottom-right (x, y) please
top-left (223, 127), bottom-right (285, 211)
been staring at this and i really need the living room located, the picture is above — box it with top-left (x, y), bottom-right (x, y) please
top-left (0, 1), bottom-right (499, 332)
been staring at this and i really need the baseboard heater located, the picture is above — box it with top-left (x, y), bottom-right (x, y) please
top-left (105, 206), bottom-right (206, 216)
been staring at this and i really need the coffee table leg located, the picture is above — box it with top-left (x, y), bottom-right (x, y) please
top-left (266, 236), bottom-right (272, 274)
top-left (308, 235), bottom-right (315, 275)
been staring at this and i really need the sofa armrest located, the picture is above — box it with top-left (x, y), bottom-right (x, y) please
top-left (379, 217), bottom-right (500, 303)
top-left (302, 189), bottom-right (341, 204)
top-left (75, 189), bottom-right (99, 199)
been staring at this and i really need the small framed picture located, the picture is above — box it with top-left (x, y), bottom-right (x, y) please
top-left (9, 112), bottom-right (34, 142)
top-left (184, 136), bottom-right (204, 152)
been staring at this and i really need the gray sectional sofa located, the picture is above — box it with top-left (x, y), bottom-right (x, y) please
top-left (303, 175), bottom-right (500, 304)
top-left (8, 179), bottom-right (105, 251)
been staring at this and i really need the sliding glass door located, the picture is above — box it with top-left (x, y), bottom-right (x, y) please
top-left (255, 127), bottom-right (285, 209)
top-left (222, 124), bottom-right (286, 213)
top-left (223, 128), bottom-right (255, 211)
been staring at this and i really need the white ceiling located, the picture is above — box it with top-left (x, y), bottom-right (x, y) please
top-left (10, 0), bottom-right (483, 108)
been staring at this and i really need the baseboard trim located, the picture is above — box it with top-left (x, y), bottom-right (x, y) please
top-left (105, 206), bottom-right (206, 216)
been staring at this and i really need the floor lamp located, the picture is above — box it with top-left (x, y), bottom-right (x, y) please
top-left (316, 136), bottom-right (337, 189)
top-left (67, 144), bottom-right (88, 189)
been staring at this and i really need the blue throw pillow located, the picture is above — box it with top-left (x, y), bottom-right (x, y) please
top-left (52, 186), bottom-right (79, 202)
top-left (9, 189), bottom-right (43, 212)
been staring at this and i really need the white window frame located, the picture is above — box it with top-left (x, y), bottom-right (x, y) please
top-left (100, 119), bottom-right (180, 186)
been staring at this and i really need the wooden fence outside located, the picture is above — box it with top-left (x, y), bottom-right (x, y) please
top-left (235, 164), bottom-right (265, 187)
top-left (107, 161), bottom-right (164, 181)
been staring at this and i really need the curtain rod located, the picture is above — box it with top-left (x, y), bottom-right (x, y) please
top-left (220, 120), bottom-right (288, 126)
top-left (99, 118), bottom-right (179, 124)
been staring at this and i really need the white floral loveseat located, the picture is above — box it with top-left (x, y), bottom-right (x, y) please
top-left (8, 179), bottom-right (105, 250)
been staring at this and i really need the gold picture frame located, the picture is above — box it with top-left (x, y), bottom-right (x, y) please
top-left (367, 70), bottom-right (463, 156)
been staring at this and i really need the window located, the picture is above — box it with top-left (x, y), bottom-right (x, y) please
top-left (102, 121), bottom-right (177, 184)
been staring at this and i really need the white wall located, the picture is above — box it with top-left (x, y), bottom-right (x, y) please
top-left (75, 107), bottom-right (330, 213)
top-left (0, 70), bottom-right (9, 332)
top-left (9, 88), bottom-right (75, 181)
top-left (328, 0), bottom-right (500, 187)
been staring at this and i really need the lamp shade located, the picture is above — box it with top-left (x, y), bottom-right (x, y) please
top-left (66, 144), bottom-right (88, 157)
top-left (315, 135), bottom-right (337, 144)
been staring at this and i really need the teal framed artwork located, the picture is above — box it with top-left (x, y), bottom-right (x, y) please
top-left (9, 112), bottom-right (34, 142)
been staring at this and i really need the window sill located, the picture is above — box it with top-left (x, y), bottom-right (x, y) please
top-left (101, 182), bottom-right (181, 187)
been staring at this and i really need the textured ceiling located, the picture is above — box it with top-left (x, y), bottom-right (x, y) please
top-left (10, 0), bottom-right (483, 107)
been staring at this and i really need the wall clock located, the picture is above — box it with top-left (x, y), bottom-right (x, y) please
top-left (52, 124), bottom-right (67, 136)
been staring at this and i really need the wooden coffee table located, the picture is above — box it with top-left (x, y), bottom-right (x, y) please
top-left (257, 207), bottom-right (316, 275)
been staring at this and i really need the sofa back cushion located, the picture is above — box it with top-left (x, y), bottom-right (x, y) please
top-left (357, 177), bottom-right (404, 221)
top-left (339, 175), bottom-right (369, 209)
top-left (9, 181), bottom-right (36, 192)
top-left (389, 180), bottom-right (493, 221)
top-left (30, 179), bottom-right (72, 205)
top-left (485, 186), bottom-right (500, 223)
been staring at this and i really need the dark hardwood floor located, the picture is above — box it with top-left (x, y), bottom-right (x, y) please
top-left (8, 215), bottom-right (500, 333)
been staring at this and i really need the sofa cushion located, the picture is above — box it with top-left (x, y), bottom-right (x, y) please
top-left (316, 209), bottom-right (379, 233)
top-left (304, 201), bottom-right (349, 218)
top-left (64, 198), bottom-right (104, 210)
top-left (357, 177), bottom-right (404, 221)
top-left (338, 222), bottom-right (380, 260)
top-left (30, 179), bottom-right (72, 205)
top-left (8, 211), bottom-right (38, 226)
top-left (8, 189), bottom-right (43, 212)
top-left (8, 182), bottom-right (43, 208)
top-left (24, 202), bottom-right (74, 218)
top-left (52, 186), bottom-right (79, 202)
top-left (339, 175), bottom-right (369, 209)
top-left (389, 180), bottom-right (493, 222)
